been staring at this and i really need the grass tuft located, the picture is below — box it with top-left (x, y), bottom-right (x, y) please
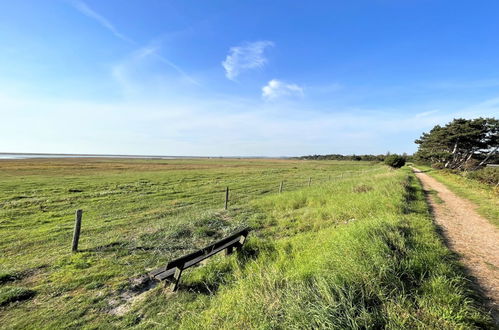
top-left (0, 272), bottom-right (19, 285)
top-left (0, 286), bottom-right (36, 306)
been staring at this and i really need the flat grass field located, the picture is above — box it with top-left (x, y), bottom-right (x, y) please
top-left (0, 158), bottom-right (494, 328)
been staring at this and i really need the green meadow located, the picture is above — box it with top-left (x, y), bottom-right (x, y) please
top-left (0, 158), bottom-right (493, 328)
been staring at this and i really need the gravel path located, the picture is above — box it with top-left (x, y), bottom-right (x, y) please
top-left (413, 168), bottom-right (499, 323)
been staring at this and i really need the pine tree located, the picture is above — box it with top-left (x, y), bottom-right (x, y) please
top-left (414, 118), bottom-right (498, 169)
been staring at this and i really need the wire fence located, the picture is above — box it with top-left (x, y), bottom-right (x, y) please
top-left (70, 165), bottom-right (389, 250)
top-left (217, 166), bottom-right (387, 209)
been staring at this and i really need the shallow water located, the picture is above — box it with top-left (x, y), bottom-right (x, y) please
top-left (0, 153), bottom-right (181, 160)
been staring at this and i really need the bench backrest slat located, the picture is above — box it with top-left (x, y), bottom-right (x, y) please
top-left (166, 228), bottom-right (249, 270)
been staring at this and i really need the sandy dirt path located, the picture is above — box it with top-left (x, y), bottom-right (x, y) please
top-left (413, 168), bottom-right (499, 323)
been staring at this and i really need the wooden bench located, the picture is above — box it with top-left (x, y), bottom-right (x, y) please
top-left (149, 227), bottom-right (250, 291)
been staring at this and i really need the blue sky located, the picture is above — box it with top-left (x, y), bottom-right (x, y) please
top-left (1, 1), bottom-right (498, 156)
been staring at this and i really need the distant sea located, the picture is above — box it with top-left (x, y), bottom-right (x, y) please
top-left (0, 153), bottom-right (186, 160)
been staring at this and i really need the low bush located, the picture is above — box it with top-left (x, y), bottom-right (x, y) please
top-left (431, 162), bottom-right (445, 169)
top-left (466, 167), bottom-right (499, 186)
top-left (384, 154), bottom-right (406, 168)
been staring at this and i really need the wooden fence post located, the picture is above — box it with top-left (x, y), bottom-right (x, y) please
top-left (279, 181), bottom-right (283, 193)
top-left (308, 177), bottom-right (312, 187)
top-left (72, 209), bottom-right (83, 252)
top-left (224, 187), bottom-right (229, 210)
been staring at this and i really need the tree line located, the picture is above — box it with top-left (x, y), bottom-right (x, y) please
top-left (300, 117), bottom-right (498, 171)
top-left (297, 154), bottom-right (400, 161)
top-left (414, 117), bottom-right (498, 170)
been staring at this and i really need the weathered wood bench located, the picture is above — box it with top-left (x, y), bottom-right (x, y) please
top-left (149, 227), bottom-right (250, 291)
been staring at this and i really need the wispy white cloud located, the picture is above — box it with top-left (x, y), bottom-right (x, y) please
top-left (135, 44), bottom-right (200, 85)
top-left (415, 110), bottom-right (439, 118)
top-left (69, 1), bottom-right (199, 86)
top-left (262, 79), bottom-right (304, 100)
top-left (222, 41), bottom-right (273, 80)
top-left (69, 0), bottom-right (135, 44)
top-left (111, 44), bottom-right (200, 96)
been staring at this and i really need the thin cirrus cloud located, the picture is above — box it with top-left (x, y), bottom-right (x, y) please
top-left (262, 79), bottom-right (304, 100)
top-left (112, 44), bottom-right (200, 97)
top-left (69, 0), bottom-right (135, 44)
top-left (135, 45), bottom-right (200, 86)
top-left (69, 0), bottom-right (198, 85)
top-left (222, 41), bottom-right (274, 80)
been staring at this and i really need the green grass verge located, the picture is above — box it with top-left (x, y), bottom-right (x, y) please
top-left (129, 169), bottom-right (493, 329)
top-left (415, 165), bottom-right (499, 227)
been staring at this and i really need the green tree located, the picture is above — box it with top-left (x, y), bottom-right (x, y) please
top-left (414, 118), bottom-right (498, 169)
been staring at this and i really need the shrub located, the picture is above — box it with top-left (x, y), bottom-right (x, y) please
top-left (384, 154), bottom-right (406, 168)
top-left (466, 167), bottom-right (499, 186)
top-left (431, 163), bottom-right (445, 169)
top-left (462, 159), bottom-right (480, 171)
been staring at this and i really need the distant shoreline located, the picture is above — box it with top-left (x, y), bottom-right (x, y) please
top-left (0, 153), bottom-right (278, 160)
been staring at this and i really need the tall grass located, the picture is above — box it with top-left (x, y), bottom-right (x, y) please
top-left (133, 170), bottom-right (492, 328)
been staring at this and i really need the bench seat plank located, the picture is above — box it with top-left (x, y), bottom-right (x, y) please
top-left (154, 268), bottom-right (176, 281)
top-left (183, 235), bottom-right (241, 269)
top-left (148, 228), bottom-right (249, 288)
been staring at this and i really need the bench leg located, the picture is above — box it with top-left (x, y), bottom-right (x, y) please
top-left (237, 235), bottom-right (247, 250)
top-left (169, 267), bottom-right (183, 292)
top-left (225, 246), bottom-right (234, 255)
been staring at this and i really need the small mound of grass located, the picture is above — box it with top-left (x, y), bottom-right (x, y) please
top-left (0, 286), bottom-right (36, 306)
top-left (352, 184), bottom-right (373, 193)
top-left (0, 272), bottom-right (19, 284)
